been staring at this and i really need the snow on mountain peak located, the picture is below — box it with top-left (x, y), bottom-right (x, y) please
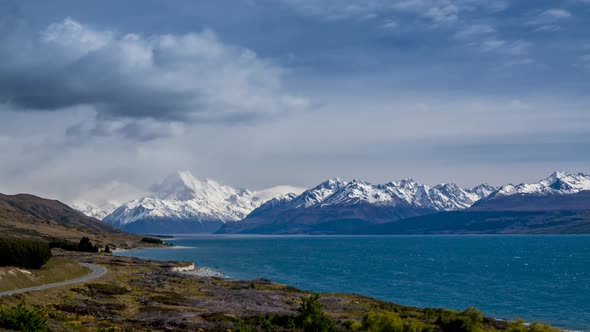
top-left (493, 171), bottom-right (590, 198)
top-left (289, 178), bottom-right (347, 208)
top-left (277, 177), bottom-right (494, 212)
top-left (71, 200), bottom-right (121, 220)
top-left (103, 172), bottom-right (306, 226)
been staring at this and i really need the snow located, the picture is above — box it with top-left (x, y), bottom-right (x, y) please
top-left (71, 200), bottom-right (121, 220)
top-left (75, 171), bottom-right (590, 225)
top-left (273, 178), bottom-right (497, 212)
top-left (103, 171), bottom-right (306, 226)
top-left (492, 171), bottom-right (590, 198)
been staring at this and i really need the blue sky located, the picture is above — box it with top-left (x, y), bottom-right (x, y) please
top-left (0, 0), bottom-right (589, 202)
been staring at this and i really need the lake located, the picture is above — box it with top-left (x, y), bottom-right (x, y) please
top-left (115, 235), bottom-right (590, 331)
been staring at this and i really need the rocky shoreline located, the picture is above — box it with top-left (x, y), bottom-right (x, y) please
top-left (0, 250), bottom-right (564, 331)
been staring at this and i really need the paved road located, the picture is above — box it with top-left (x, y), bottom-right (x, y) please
top-left (0, 263), bottom-right (106, 297)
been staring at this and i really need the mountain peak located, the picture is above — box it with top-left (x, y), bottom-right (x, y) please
top-left (103, 173), bottom-right (307, 232)
top-left (493, 172), bottom-right (590, 198)
top-left (323, 177), bottom-right (346, 187)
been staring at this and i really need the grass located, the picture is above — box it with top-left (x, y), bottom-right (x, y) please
top-left (0, 257), bottom-right (91, 292)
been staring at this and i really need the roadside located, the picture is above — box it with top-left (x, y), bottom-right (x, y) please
top-left (0, 262), bottom-right (105, 297)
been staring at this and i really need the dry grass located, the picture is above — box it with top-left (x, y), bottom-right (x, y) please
top-left (0, 257), bottom-right (90, 292)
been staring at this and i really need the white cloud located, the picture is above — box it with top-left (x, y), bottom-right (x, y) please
top-left (475, 37), bottom-right (531, 58)
top-left (527, 8), bottom-right (572, 32)
top-left (382, 20), bottom-right (399, 30)
top-left (280, 0), bottom-right (509, 24)
top-left (454, 23), bottom-right (495, 39)
top-left (540, 9), bottom-right (572, 19)
top-left (0, 18), bottom-right (308, 140)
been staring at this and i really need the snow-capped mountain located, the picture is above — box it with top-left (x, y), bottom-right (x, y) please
top-left (275, 178), bottom-right (493, 211)
top-left (71, 200), bottom-right (121, 220)
top-left (471, 171), bottom-right (590, 211)
top-left (102, 171), bottom-right (305, 233)
top-left (490, 172), bottom-right (590, 198)
top-left (219, 178), bottom-right (496, 234)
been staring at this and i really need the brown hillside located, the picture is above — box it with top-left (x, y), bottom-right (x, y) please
top-left (0, 193), bottom-right (139, 247)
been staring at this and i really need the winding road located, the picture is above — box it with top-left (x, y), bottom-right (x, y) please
top-left (0, 263), bottom-right (106, 297)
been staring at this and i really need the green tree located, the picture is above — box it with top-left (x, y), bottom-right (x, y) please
top-left (77, 237), bottom-right (98, 252)
top-left (0, 237), bottom-right (51, 269)
top-left (438, 307), bottom-right (484, 332)
top-left (296, 293), bottom-right (335, 332)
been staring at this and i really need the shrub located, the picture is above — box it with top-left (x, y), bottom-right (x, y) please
top-left (361, 311), bottom-right (435, 332)
top-left (0, 302), bottom-right (48, 332)
top-left (505, 319), bottom-right (560, 332)
top-left (141, 237), bottom-right (163, 244)
top-left (362, 311), bottom-right (404, 332)
top-left (342, 319), bottom-right (363, 330)
top-left (0, 237), bottom-right (52, 269)
top-left (438, 307), bottom-right (484, 332)
top-left (296, 293), bottom-right (335, 332)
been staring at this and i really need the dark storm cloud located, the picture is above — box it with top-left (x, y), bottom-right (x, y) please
top-left (0, 17), bottom-right (307, 130)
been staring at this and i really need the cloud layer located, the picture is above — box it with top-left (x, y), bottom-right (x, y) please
top-left (0, 18), bottom-right (307, 139)
top-left (0, 0), bottom-right (589, 206)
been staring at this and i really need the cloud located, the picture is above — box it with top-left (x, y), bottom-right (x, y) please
top-left (280, 0), bottom-right (509, 24)
top-left (453, 23), bottom-right (495, 39)
top-left (457, 27), bottom-right (532, 62)
top-left (527, 8), bottom-right (572, 32)
top-left (482, 39), bottom-right (531, 56)
top-left (381, 20), bottom-right (399, 30)
top-left (0, 18), bottom-right (308, 139)
top-left (540, 9), bottom-right (572, 19)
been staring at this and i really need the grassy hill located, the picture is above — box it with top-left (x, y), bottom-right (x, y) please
top-left (0, 193), bottom-right (139, 247)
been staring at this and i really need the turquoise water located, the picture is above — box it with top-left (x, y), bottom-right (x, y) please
top-left (115, 235), bottom-right (590, 330)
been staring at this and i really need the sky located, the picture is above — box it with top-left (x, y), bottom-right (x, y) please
top-left (0, 0), bottom-right (589, 204)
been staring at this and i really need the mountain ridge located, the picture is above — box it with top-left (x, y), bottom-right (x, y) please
top-left (219, 177), bottom-right (497, 234)
top-left (0, 193), bottom-right (138, 245)
top-left (102, 171), bottom-right (306, 233)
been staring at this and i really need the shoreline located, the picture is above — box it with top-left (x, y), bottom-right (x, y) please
top-left (113, 237), bottom-right (584, 332)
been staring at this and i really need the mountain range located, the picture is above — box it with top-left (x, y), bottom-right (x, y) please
top-left (101, 171), bottom-right (305, 233)
top-left (219, 178), bottom-right (496, 234)
top-left (71, 171), bottom-right (590, 235)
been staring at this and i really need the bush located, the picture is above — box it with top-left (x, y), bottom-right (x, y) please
top-left (362, 311), bottom-right (434, 332)
top-left (0, 302), bottom-right (48, 332)
top-left (438, 307), bottom-right (484, 332)
top-left (296, 293), bottom-right (335, 332)
top-left (342, 319), bottom-right (363, 330)
top-left (0, 237), bottom-right (52, 269)
top-left (362, 311), bottom-right (404, 332)
top-left (141, 237), bottom-right (163, 244)
top-left (505, 319), bottom-right (561, 332)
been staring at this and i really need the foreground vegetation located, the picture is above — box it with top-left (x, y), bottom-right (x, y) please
top-left (0, 302), bottom-right (48, 332)
top-left (0, 251), bottom-right (563, 332)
